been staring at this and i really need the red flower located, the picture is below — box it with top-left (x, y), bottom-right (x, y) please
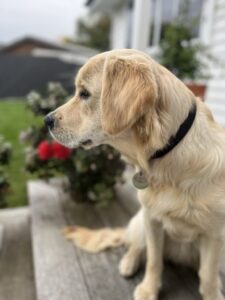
top-left (52, 142), bottom-right (72, 160)
top-left (37, 141), bottom-right (53, 160)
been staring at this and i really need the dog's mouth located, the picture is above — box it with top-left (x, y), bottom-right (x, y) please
top-left (80, 139), bottom-right (93, 147)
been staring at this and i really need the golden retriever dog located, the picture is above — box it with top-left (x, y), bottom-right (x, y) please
top-left (45, 49), bottom-right (225, 300)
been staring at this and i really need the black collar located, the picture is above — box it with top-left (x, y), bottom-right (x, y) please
top-left (150, 103), bottom-right (197, 160)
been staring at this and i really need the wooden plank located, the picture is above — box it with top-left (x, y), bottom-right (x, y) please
top-left (0, 207), bottom-right (36, 300)
top-left (169, 264), bottom-right (201, 300)
top-left (28, 180), bottom-right (90, 300)
top-left (62, 180), bottom-right (202, 300)
top-left (29, 179), bottom-right (212, 300)
top-left (61, 191), bottom-right (135, 300)
top-left (96, 186), bottom-right (201, 299)
top-left (95, 196), bottom-right (143, 288)
top-left (159, 263), bottom-right (201, 300)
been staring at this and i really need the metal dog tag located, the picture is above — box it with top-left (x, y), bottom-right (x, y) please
top-left (132, 171), bottom-right (148, 189)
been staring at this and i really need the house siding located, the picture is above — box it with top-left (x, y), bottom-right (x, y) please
top-left (205, 0), bottom-right (225, 126)
top-left (0, 55), bottom-right (80, 97)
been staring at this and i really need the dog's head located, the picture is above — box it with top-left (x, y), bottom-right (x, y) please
top-left (45, 49), bottom-right (158, 149)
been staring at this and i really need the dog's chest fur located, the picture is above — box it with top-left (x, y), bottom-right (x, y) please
top-left (139, 184), bottom-right (213, 243)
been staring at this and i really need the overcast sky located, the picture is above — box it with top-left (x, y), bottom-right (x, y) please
top-left (0, 0), bottom-right (88, 44)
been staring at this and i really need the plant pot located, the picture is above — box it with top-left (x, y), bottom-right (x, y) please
top-left (186, 83), bottom-right (206, 101)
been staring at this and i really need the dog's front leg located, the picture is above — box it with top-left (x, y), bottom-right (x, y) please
top-left (134, 208), bottom-right (164, 300)
top-left (199, 235), bottom-right (224, 300)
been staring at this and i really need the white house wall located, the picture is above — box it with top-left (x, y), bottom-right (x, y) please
top-left (111, 6), bottom-right (130, 49)
top-left (131, 0), bottom-right (152, 50)
top-left (204, 0), bottom-right (225, 126)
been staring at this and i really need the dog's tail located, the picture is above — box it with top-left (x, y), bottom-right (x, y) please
top-left (63, 226), bottom-right (126, 253)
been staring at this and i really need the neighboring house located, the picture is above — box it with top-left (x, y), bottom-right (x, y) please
top-left (0, 36), bottom-right (98, 64)
top-left (1, 36), bottom-right (71, 55)
top-left (86, 0), bottom-right (225, 126)
top-left (0, 55), bottom-right (80, 98)
top-left (0, 36), bottom-right (98, 98)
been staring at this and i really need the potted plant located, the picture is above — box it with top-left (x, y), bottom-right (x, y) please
top-left (158, 9), bottom-right (210, 100)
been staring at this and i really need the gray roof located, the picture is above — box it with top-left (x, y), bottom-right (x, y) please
top-left (0, 54), bottom-right (81, 98)
top-left (0, 36), bottom-right (98, 57)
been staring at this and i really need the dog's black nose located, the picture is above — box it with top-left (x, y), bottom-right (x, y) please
top-left (44, 114), bottom-right (55, 129)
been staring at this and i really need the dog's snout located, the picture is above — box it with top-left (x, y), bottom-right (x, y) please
top-left (44, 114), bottom-right (55, 129)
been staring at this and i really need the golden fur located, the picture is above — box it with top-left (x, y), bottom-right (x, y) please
top-left (49, 49), bottom-right (225, 300)
top-left (63, 226), bottom-right (125, 253)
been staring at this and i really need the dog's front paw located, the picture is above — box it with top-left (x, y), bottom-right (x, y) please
top-left (202, 292), bottom-right (225, 300)
top-left (119, 250), bottom-right (140, 277)
top-left (216, 293), bottom-right (225, 300)
top-left (200, 277), bottom-right (224, 300)
top-left (134, 283), bottom-right (157, 300)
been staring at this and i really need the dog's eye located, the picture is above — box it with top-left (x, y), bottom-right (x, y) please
top-left (79, 89), bottom-right (90, 100)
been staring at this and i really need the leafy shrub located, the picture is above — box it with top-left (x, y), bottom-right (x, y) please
top-left (0, 135), bottom-right (11, 207)
top-left (159, 23), bottom-right (208, 80)
top-left (158, 3), bottom-right (210, 80)
top-left (65, 16), bottom-right (110, 51)
top-left (21, 82), bottom-right (124, 206)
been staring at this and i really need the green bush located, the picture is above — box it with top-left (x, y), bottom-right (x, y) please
top-left (159, 23), bottom-right (207, 80)
top-left (158, 3), bottom-right (210, 80)
top-left (65, 16), bottom-right (110, 52)
top-left (0, 135), bottom-right (11, 207)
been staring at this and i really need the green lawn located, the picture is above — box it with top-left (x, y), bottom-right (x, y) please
top-left (0, 99), bottom-right (42, 207)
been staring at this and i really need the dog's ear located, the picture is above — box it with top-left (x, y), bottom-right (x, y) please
top-left (100, 55), bottom-right (157, 135)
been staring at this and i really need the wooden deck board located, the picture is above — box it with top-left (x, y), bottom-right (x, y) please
top-left (0, 207), bottom-right (36, 300)
top-left (107, 184), bottom-right (202, 300)
top-left (115, 183), bottom-right (203, 299)
top-left (29, 179), bottom-right (219, 300)
top-left (28, 181), bottom-right (90, 300)
top-left (61, 194), bottom-right (135, 300)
